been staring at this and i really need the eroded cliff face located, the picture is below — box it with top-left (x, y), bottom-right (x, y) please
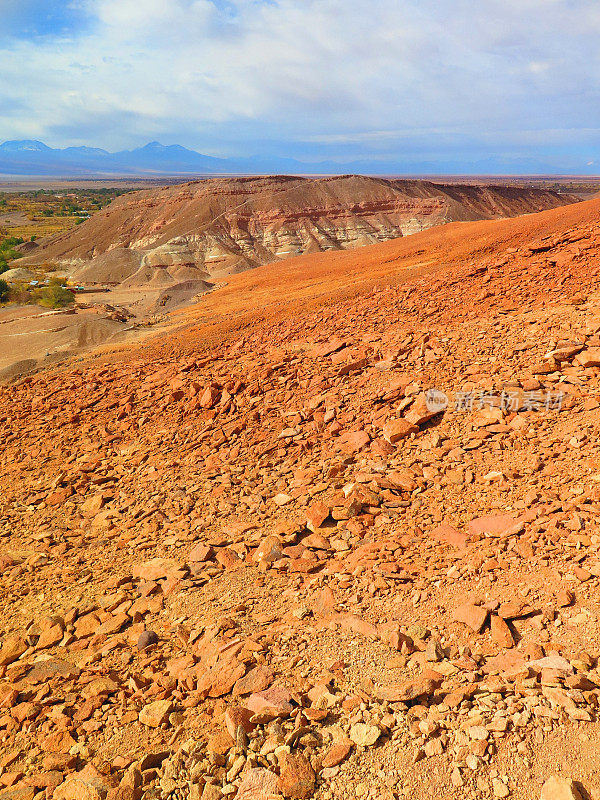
top-left (23, 175), bottom-right (578, 286)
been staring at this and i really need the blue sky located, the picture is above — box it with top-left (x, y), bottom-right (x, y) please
top-left (1, 0), bottom-right (600, 172)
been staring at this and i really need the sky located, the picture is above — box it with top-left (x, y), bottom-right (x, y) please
top-left (1, 0), bottom-right (600, 172)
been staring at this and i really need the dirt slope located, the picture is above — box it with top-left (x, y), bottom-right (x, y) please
top-left (21, 175), bottom-right (578, 287)
top-left (2, 198), bottom-right (600, 800)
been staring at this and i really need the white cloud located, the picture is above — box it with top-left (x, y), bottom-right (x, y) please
top-left (1, 0), bottom-right (600, 162)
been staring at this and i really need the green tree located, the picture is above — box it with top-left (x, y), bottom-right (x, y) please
top-left (0, 279), bottom-right (9, 303)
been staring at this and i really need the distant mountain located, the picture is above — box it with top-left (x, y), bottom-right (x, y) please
top-left (1, 139), bottom-right (53, 153)
top-left (0, 138), bottom-right (593, 177)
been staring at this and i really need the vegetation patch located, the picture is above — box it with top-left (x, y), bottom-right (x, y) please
top-left (0, 236), bottom-right (24, 274)
top-left (2, 277), bottom-right (75, 309)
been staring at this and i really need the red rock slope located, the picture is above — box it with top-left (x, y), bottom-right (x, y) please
top-left (1, 198), bottom-right (600, 800)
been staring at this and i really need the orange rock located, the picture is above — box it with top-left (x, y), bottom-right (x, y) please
top-left (373, 676), bottom-right (440, 702)
top-left (233, 666), bottom-right (273, 696)
top-left (246, 686), bottom-right (294, 721)
top-left (382, 418), bottom-right (418, 444)
top-left (236, 768), bottom-right (282, 800)
top-left (429, 524), bottom-right (467, 549)
top-left (490, 615), bottom-right (515, 648)
top-left (467, 514), bottom-right (522, 539)
top-left (453, 603), bottom-right (489, 633)
top-left (321, 743), bottom-right (352, 768)
top-left (306, 501), bottom-right (330, 532)
top-left (278, 753), bottom-right (315, 799)
top-left (0, 637), bottom-right (27, 666)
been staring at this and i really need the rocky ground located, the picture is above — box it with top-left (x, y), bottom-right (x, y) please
top-left (2, 201), bottom-right (600, 800)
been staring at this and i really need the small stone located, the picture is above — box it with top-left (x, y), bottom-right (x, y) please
top-left (451, 767), bottom-right (464, 788)
top-left (138, 699), bottom-right (173, 728)
top-left (490, 615), bottom-right (515, 648)
top-left (189, 543), bottom-right (213, 563)
top-left (425, 638), bottom-right (444, 662)
top-left (53, 777), bottom-right (103, 800)
top-left (382, 418), bottom-right (418, 444)
top-left (453, 603), bottom-right (489, 633)
top-left (574, 347), bottom-right (600, 368)
top-left (556, 589), bottom-right (574, 608)
top-left (467, 515), bottom-right (522, 539)
top-left (374, 676), bottom-right (440, 702)
top-left (207, 730), bottom-right (234, 756)
top-left (492, 778), bottom-right (510, 798)
top-left (277, 753), bottom-right (315, 799)
top-left (273, 494), bottom-right (293, 507)
top-left (0, 637), bottom-right (27, 667)
top-left (349, 723), bottom-right (380, 747)
top-left (406, 623), bottom-right (428, 641)
top-left (404, 393), bottom-right (441, 426)
top-left (233, 666), bottom-right (273, 696)
top-left (137, 630), bottom-right (158, 650)
top-left (321, 743), bottom-right (352, 768)
top-left (253, 536), bottom-right (283, 565)
top-left (246, 686), bottom-right (294, 722)
top-left (540, 777), bottom-right (585, 800)
top-left (468, 726), bottom-right (489, 741)
top-left (306, 501), bottom-right (330, 532)
top-left (429, 524), bottom-right (467, 549)
top-left (201, 785), bottom-right (223, 800)
top-left (236, 768), bottom-right (280, 800)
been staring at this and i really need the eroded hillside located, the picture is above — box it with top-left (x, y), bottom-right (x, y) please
top-left (20, 175), bottom-right (577, 290)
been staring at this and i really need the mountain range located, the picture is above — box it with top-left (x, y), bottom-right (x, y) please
top-left (0, 139), bottom-right (588, 177)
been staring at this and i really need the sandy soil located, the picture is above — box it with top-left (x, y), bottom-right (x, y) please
top-left (0, 305), bottom-right (128, 378)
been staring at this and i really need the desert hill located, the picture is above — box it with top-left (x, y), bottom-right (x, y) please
top-left (2, 198), bottom-right (600, 800)
top-left (22, 175), bottom-right (578, 289)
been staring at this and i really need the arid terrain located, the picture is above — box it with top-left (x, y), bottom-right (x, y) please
top-left (20, 176), bottom-right (577, 283)
top-left (0, 176), bottom-right (578, 381)
top-left (1, 190), bottom-right (600, 800)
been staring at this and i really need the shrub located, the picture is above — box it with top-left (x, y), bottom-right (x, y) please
top-left (0, 236), bottom-right (24, 273)
top-left (0, 279), bottom-right (8, 303)
top-left (32, 279), bottom-right (74, 309)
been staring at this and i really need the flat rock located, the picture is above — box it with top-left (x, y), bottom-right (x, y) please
top-left (574, 347), bottom-right (600, 368)
top-left (236, 768), bottom-right (282, 800)
top-left (453, 602), bottom-right (489, 633)
top-left (132, 558), bottom-right (178, 581)
top-left (429, 524), bottom-right (467, 549)
top-left (373, 676), bottom-right (439, 702)
top-left (321, 743), bottom-right (352, 768)
top-left (382, 418), bottom-right (418, 444)
top-left (349, 723), bottom-right (381, 747)
top-left (0, 637), bottom-right (27, 667)
top-left (540, 777), bottom-right (585, 800)
top-left (277, 753), bottom-right (315, 798)
top-left (246, 686), bottom-right (294, 721)
top-left (138, 699), bottom-right (173, 728)
top-left (490, 614), bottom-right (515, 647)
top-left (467, 514), bottom-right (522, 538)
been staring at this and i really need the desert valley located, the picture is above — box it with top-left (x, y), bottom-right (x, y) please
top-left (0, 175), bottom-right (580, 380)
